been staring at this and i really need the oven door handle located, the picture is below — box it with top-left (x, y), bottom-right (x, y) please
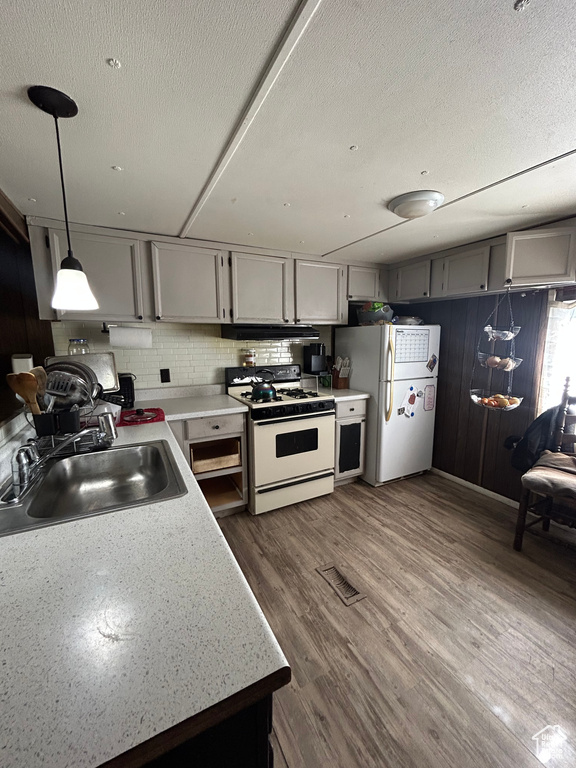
top-left (256, 472), bottom-right (335, 494)
top-left (255, 411), bottom-right (335, 426)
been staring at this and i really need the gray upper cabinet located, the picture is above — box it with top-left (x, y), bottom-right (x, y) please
top-left (347, 266), bottom-right (381, 301)
top-left (506, 228), bottom-right (576, 286)
top-left (151, 242), bottom-right (226, 323)
top-left (437, 246), bottom-right (490, 296)
top-left (49, 229), bottom-right (144, 322)
top-left (231, 252), bottom-right (294, 324)
top-left (393, 260), bottom-right (431, 301)
top-left (294, 260), bottom-right (346, 324)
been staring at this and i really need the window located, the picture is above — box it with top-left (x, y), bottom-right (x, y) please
top-left (539, 298), bottom-right (576, 413)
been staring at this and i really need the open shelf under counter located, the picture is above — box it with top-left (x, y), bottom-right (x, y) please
top-left (197, 473), bottom-right (245, 515)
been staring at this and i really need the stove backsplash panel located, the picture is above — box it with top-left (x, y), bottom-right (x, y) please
top-left (51, 322), bottom-right (331, 390)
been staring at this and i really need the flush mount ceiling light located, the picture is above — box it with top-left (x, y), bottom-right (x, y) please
top-left (27, 85), bottom-right (99, 311)
top-left (388, 190), bottom-right (445, 220)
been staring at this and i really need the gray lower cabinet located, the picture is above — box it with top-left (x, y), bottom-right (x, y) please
top-left (151, 241), bottom-right (228, 323)
top-left (231, 251), bottom-right (294, 323)
top-left (393, 260), bottom-right (431, 301)
top-left (506, 227), bottom-right (576, 286)
top-left (334, 399), bottom-right (366, 482)
top-left (294, 260), bottom-right (347, 324)
top-left (170, 413), bottom-right (247, 517)
top-left (48, 229), bottom-right (144, 321)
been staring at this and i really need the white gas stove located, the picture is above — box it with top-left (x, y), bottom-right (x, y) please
top-left (225, 365), bottom-right (335, 515)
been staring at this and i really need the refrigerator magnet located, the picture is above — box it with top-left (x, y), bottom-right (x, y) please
top-left (401, 386), bottom-right (418, 418)
top-left (424, 384), bottom-right (435, 411)
top-left (426, 354), bottom-right (438, 372)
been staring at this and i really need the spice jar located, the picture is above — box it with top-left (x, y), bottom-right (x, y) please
top-left (242, 348), bottom-right (256, 367)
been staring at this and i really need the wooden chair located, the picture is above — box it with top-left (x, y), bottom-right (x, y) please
top-left (513, 377), bottom-right (576, 551)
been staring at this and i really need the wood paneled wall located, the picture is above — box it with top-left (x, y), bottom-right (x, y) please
top-left (0, 229), bottom-right (54, 422)
top-left (404, 290), bottom-right (548, 501)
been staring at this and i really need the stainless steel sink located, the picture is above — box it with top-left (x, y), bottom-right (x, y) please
top-left (0, 440), bottom-right (187, 537)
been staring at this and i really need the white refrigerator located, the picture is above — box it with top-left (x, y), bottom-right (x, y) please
top-left (335, 324), bottom-right (441, 486)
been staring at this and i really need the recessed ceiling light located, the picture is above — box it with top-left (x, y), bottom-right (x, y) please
top-left (299, 240), bottom-right (305, 244)
top-left (521, 204), bottom-right (529, 209)
top-left (420, 170), bottom-right (429, 176)
top-left (349, 145), bottom-right (359, 151)
top-left (118, 211), bottom-right (126, 215)
top-left (388, 190), bottom-right (444, 219)
top-left (28, 197), bottom-right (36, 202)
top-left (344, 214), bottom-right (351, 218)
top-left (248, 232), bottom-right (254, 236)
top-left (107, 58), bottom-right (122, 69)
top-left (111, 165), bottom-right (123, 171)
top-left (283, 202), bottom-right (291, 207)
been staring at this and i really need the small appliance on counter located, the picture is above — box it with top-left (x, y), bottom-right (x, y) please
top-left (303, 343), bottom-right (328, 376)
top-left (117, 373), bottom-right (136, 409)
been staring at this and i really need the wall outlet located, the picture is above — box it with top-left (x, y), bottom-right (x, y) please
top-left (160, 368), bottom-right (170, 383)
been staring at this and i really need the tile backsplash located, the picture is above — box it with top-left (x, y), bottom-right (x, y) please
top-left (51, 322), bottom-right (332, 389)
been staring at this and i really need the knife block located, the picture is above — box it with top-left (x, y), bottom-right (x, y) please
top-left (331, 369), bottom-right (349, 389)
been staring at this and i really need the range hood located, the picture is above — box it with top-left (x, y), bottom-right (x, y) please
top-left (221, 325), bottom-right (320, 341)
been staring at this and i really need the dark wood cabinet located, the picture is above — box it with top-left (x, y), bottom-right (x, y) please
top-left (145, 695), bottom-right (274, 768)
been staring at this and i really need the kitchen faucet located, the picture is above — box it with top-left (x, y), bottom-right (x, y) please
top-left (10, 413), bottom-right (117, 501)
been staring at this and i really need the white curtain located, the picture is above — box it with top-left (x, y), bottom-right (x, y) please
top-left (539, 299), bottom-right (576, 413)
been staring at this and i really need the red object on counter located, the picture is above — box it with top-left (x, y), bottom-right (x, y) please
top-left (117, 408), bottom-right (165, 426)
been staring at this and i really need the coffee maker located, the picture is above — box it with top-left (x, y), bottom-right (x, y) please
top-left (303, 343), bottom-right (328, 376)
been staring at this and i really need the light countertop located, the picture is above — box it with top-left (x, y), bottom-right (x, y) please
top-left (318, 387), bottom-right (370, 402)
top-left (135, 390), bottom-right (368, 421)
top-left (135, 394), bottom-right (248, 420)
top-left (0, 421), bottom-right (288, 768)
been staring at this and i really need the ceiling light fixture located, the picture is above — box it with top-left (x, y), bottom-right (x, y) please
top-left (388, 190), bottom-right (444, 220)
top-left (28, 86), bottom-right (98, 311)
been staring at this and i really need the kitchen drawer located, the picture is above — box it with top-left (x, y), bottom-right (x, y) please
top-left (335, 399), bottom-right (366, 419)
top-left (186, 413), bottom-right (244, 440)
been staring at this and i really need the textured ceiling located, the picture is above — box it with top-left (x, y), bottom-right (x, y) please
top-left (2, 0), bottom-right (576, 263)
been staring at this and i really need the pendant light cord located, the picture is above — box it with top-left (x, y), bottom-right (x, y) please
top-left (53, 116), bottom-right (73, 255)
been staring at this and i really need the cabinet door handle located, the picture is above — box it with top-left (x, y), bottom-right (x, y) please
top-left (296, 319), bottom-right (301, 323)
top-left (350, 407), bottom-right (355, 411)
top-left (156, 315), bottom-right (162, 320)
top-left (212, 425), bottom-right (220, 430)
top-left (480, 284), bottom-right (485, 289)
top-left (284, 318), bottom-right (289, 323)
top-left (422, 291), bottom-right (427, 296)
top-left (137, 315), bottom-right (143, 320)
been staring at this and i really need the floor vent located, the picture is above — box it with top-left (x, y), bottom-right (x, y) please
top-left (315, 563), bottom-right (367, 606)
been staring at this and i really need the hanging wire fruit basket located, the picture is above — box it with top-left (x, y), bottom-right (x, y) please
top-left (469, 289), bottom-right (523, 411)
top-left (483, 325), bottom-right (521, 341)
top-left (477, 352), bottom-right (523, 371)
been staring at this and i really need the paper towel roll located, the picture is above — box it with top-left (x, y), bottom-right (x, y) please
top-left (109, 326), bottom-right (153, 349)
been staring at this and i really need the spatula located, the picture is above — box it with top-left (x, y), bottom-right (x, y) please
top-left (6, 372), bottom-right (41, 415)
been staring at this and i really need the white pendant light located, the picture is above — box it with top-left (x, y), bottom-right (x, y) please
top-left (28, 86), bottom-right (99, 311)
top-left (51, 269), bottom-right (99, 310)
top-left (388, 190), bottom-right (444, 220)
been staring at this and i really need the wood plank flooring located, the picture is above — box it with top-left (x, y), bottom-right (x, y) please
top-left (219, 474), bottom-right (576, 768)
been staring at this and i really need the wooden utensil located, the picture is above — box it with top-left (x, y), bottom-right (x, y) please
top-left (30, 365), bottom-right (47, 409)
top-left (6, 372), bottom-right (41, 415)
top-left (30, 366), bottom-right (47, 397)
